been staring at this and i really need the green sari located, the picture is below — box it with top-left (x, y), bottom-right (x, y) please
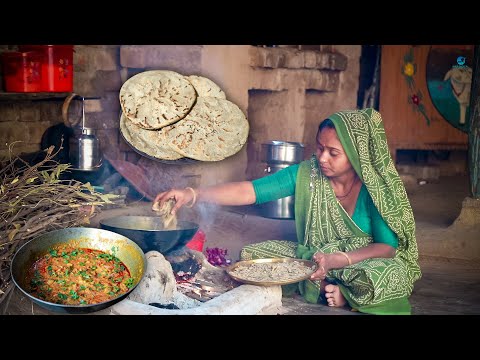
top-left (241, 108), bottom-right (422, 315)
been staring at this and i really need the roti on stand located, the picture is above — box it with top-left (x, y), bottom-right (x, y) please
top-left (119, 113), bottom-right (184, 161)
top-left (165, 97), bottom-right (249, 161)
top-left (120, 70), bottom-right (197, 130)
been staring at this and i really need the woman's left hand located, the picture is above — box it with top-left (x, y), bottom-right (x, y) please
top-left (310, 252), bottom-right (333, 280)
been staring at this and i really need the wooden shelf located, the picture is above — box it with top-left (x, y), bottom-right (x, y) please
top-left (0, 92), bottom-right (72, 101)
top-left (0, 92), bottom-right (101, 102)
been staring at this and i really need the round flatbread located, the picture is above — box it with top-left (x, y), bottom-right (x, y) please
top-left (119, 70), bottom-right (197, 130)
top-left (119, 113), bottom-right (183, 160)
top-left (165, 97), bottom-right (249, 161)
top-left (186, 75), bottom-right (226, 99)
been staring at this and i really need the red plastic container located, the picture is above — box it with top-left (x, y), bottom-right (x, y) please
top-left (1, 51), bottom-right (44, 92)
top-left (186, 229), bottom-right (206, 252)
top-left (18, 45), bottom-right (74, 92)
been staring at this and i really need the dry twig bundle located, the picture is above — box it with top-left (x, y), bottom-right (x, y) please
top-left (0, 144), bottom-right (118, 299)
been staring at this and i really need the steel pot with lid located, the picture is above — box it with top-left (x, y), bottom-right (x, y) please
top-left (259, 163), bottom-right (297, 219)
top-left (261, 141), bottom-right (305, 164)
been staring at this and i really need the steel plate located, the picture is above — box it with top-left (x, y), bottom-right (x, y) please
top-left (226, 258), bottom-right (318, 286)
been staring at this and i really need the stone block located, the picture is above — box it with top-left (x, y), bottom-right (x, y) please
top-left (74, 72), bottom-right (102, 97)
top-left (0, 104), bottom-right (20, 122)
top-left (250, 67), bottom-right (339, 93)
top-left (120, 46), bottom-right (146, 68)
top-left (86, 111), bottom-right (120, 130)
top-left (95, 70), bottom-right (122, 91)
top-left (97, 129), bottom-right (118, 148)
top-left (262, 51), bottom-right (277, 68)
top-left (93, 47), bottom-right (120, 71)
top-left (249, 46), bottom-right (268, 67)
top-left (316, 52), bottom-right (348, 71)
top-left (39, 103), bottom-right (63, 123)
top-left (28, 121), bottom-right (52, 143)
top-left (84, 100), bottom-right (103, 113)
top-left (249, 46), bottom-right (349, 71)
top-left (75, 45), bottom-right (120, 73)
top-left (73, 51), bottom-right (88, 72)
top-left (100, 91), bottom-right (121, 112)
top-left (249, 68), bottom-right (288, 91)
top-left (251, 47), bottom-right (303, 69)
top-left (331, 52), bottom-right (348, 71)
top-left (305, 70), bottom-right (339, 92)
top-left (304, 51), bottom-right (317, 68)
top-left (0, 120), bottom-right (52, 145)
top-left (274, 48), bottom-right (290, 68)
top-left (284, 49), bottom-right (304, 68)
top-left (121, 45), bottom-right (202, 74)
top-left (84, 92), bottom-right (120, 114)
top-left (0, 122), bottom-right (30, 143)
top-left (18, 105), bottom-right (40, 122)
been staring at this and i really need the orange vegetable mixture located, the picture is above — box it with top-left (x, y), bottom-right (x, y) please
top-left (26, 244), bottom-right (135, 305)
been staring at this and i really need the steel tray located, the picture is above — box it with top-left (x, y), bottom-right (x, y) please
top-left (226, 258), bottom-right (318, 286)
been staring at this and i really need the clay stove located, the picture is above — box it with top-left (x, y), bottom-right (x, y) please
top-left (96, 248), bottom-right (283, 315)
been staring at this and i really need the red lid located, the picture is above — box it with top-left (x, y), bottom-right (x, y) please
top-left (1, 51), bottom-right (44, 59)
top-left (19, 45), bottom-right (74, 49)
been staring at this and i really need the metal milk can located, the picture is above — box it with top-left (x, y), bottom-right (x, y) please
top-left (68, 97), bottom-right (102, 170)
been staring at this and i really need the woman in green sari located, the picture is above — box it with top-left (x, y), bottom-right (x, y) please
top-left (153, 108), bottom-right (422, 315)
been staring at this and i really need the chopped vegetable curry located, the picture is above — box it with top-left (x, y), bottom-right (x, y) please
top-left (26, 244), bottom-right (135, 305)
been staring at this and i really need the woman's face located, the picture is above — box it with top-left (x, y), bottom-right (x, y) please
top-left (315, 127), bottom-right (354, 178)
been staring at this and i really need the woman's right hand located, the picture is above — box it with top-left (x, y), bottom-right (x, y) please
top-left (153, 188), bottom-right (195, 215)
top-left (310, 252), bottom-right (328, 280)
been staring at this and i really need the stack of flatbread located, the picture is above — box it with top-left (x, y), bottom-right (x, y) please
top-left (119, 70), bottom-right (249, 162)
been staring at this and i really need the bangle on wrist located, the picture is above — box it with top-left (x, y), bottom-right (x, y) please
top-left (184, 187), bottom-right (197, 208)
top-left (337, 251), bottom-right (352, 266)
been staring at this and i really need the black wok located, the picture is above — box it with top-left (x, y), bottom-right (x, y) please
top-left (10, 227), bottom-right (146, 314)
top-left (99, 216), bottom-right (199, 255)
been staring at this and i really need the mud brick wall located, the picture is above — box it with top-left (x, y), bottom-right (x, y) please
top-left (0, 45), bottom-right (361, 189)
top-left (246, 45), bottom-right (361, 179)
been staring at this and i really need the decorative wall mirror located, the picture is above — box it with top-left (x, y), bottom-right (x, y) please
top-left (426, 45), bottom-right (474, 132)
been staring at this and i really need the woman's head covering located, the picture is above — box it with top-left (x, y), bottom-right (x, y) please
top-left (327, 108), bottom-right (417, 256)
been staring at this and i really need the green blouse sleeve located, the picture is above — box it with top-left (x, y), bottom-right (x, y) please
top-left (252, 164), bottom-right (299, 204)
